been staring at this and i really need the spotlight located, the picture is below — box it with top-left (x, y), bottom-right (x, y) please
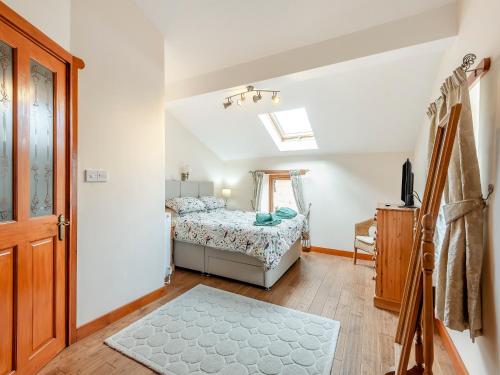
top-left (222, 86), bottom-right (279, 110)
top-left (237, 93), bottom-right (245, 106)
top-left (253, 91), bottom-right (262, 103)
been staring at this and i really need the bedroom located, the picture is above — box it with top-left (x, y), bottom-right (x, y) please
top-left (0, 1), bottom-right (498, 374)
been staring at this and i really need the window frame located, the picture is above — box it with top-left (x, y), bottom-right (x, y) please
top-left (268, 173), bottom-right (293, 212)
top-left (258, 107), bottom-right (318, 152)
top-left (267, 112), bottom-right (315, 142)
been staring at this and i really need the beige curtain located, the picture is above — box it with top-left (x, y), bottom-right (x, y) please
top-left (426, 102), bottom-right (437, 164)
top-left (250, 171), bottom-right (264, 211)
top-left (433, 68), bottom-right (484, 340)
top-left (289, 170), bottom-right (311, 249)
top-left (426, 96), bottom-right (446, 167)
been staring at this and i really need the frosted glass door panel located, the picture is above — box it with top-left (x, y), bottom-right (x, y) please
top-left (0, 41), bottom-right (13, 222)
top-left (29, 60), bottom-right (54, 217)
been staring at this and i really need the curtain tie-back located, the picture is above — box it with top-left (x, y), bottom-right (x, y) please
top-left (443, 198), bottom-right (484, 224)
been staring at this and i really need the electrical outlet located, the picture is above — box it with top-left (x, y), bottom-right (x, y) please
top-left (85, 169), bottom-right (98, 182)
top-left (97, 170), bottom-right (108, 182)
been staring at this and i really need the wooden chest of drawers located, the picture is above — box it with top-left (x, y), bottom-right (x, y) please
top-left (374, 204), bottom-right (417, 312)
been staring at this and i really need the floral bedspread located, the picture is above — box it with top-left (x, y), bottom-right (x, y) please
top-left (173, 209), bottom-right (305, 270)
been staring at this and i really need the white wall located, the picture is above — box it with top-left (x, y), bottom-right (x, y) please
top-left (165, 112), bottom-right (408, 252)
top-left (223, 152), bottom-right (408, 251)
top-left (71, 0), bottom-right (166, 326)
top-left (4, 0), bottom-right (167, 327)
top-left (412, 0), bottom-right (500, 373)
top-left (3, 0), bottom-right (71, 50)
top-left (165, 111), bottom-right (226, 193)
top-left (164, 133), bottom-right (407, 251)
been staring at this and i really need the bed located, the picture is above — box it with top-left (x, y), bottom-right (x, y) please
top-left (166, 180), bottom-right (303, 289)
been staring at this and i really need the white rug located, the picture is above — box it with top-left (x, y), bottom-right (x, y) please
top-left (105, 284), bottom-right (340, 375)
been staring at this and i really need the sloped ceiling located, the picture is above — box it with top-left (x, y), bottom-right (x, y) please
top-left (166, 40), bottom-right (451, 160)
top-left (136, 0), bottom-right (455, 83)
top-left (135, 0), bottom-right (457, 160)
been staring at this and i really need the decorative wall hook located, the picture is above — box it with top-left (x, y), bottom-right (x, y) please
top-left (483, 184), bottom-right (495, 205)
top-left (461, 53), bottom-right (477, 72)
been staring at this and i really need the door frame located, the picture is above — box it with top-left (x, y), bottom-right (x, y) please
top-left (0, 1), bottom-right (84, 345)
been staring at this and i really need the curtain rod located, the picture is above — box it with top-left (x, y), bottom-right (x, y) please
top-left (430, 54), bottom-right (490, 106)
top-left (249, 169), bottom-right (309, 175)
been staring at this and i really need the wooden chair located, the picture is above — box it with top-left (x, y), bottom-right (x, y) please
top-left (353, 218), bottom-right (376, 264)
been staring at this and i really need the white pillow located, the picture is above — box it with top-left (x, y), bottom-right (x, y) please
top-left (165, 197), bottom-right (206, 215)
top-left (200, 196), bottom-right (225, 210)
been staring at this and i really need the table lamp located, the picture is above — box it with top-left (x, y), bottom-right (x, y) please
top-left (221, 188), bottom-right (231, 206)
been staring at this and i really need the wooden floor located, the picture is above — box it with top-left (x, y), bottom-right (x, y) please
top-left (40, 252), bottom-right (455, 375)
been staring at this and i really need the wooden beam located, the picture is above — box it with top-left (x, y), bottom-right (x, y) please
top-left (467, 57), bottom-right (491, 88)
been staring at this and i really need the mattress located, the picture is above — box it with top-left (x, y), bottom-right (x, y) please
top-left (173, 208), bottom-right (305, 269)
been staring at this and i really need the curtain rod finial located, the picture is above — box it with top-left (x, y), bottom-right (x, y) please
top-left (461, 53), bottom-right (477, 71)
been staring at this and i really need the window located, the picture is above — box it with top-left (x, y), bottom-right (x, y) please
top-left (469, 80), bottom-right (480, 155)
top-left (269, 174), bottom-right (298, 212)
top-left (271, 108), bottom-right (314, 139)
top-left (259, 107), bottom-right (318, 151)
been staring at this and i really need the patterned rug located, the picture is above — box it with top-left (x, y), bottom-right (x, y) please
top-left (105, 284), bottom-right (340, 374)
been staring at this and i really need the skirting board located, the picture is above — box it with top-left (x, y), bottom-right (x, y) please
top-left (434, 319), bottom-right (469, 375)
top-left (74, 260), bottom-right (466, 375)
top-left (76, 286), bottom-right (167, 341)
top-left (310, 246), bottom-right (373, 261)
top-left (373, 295), bottom-right (400, 313)
top-left (76, 248), bottom-right (367, 341)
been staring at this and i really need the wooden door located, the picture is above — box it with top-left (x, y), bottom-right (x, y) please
top-left (0, 17), bottom-right (68, 375)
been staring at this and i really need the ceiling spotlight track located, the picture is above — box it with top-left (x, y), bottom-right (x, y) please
top-left (223, 85), bottom-right (280, 109)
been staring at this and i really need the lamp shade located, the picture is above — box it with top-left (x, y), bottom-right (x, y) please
top-left (221, 188), bottom-right (232, 199)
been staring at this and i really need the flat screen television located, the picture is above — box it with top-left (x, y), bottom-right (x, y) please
top-left (401, 158), bottom-right (415, 207)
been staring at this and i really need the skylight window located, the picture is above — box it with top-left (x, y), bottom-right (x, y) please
top-left (259, 107), bottom-right (318, 151)
top-left (272, 108), bottom-right (313, 138)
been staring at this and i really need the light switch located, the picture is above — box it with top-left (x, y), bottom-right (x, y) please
top-left (85, 169), bottom-right (98, 182)
top-left (97, 170), bottom-right (108, 182)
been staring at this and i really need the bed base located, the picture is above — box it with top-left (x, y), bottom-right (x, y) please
top-left (173, 239), bottom-right (302, 289)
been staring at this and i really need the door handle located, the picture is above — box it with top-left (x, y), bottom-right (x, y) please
top-left (57, 214), bottom-right (70, 241)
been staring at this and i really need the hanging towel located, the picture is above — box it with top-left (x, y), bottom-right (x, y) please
top-left (254, 213), bottom-right (282, 226)
top-left (275, 207), bottom-right (297, 219)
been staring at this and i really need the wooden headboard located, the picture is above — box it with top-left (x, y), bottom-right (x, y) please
top-left (165, 180), bottom-right (214, 199)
